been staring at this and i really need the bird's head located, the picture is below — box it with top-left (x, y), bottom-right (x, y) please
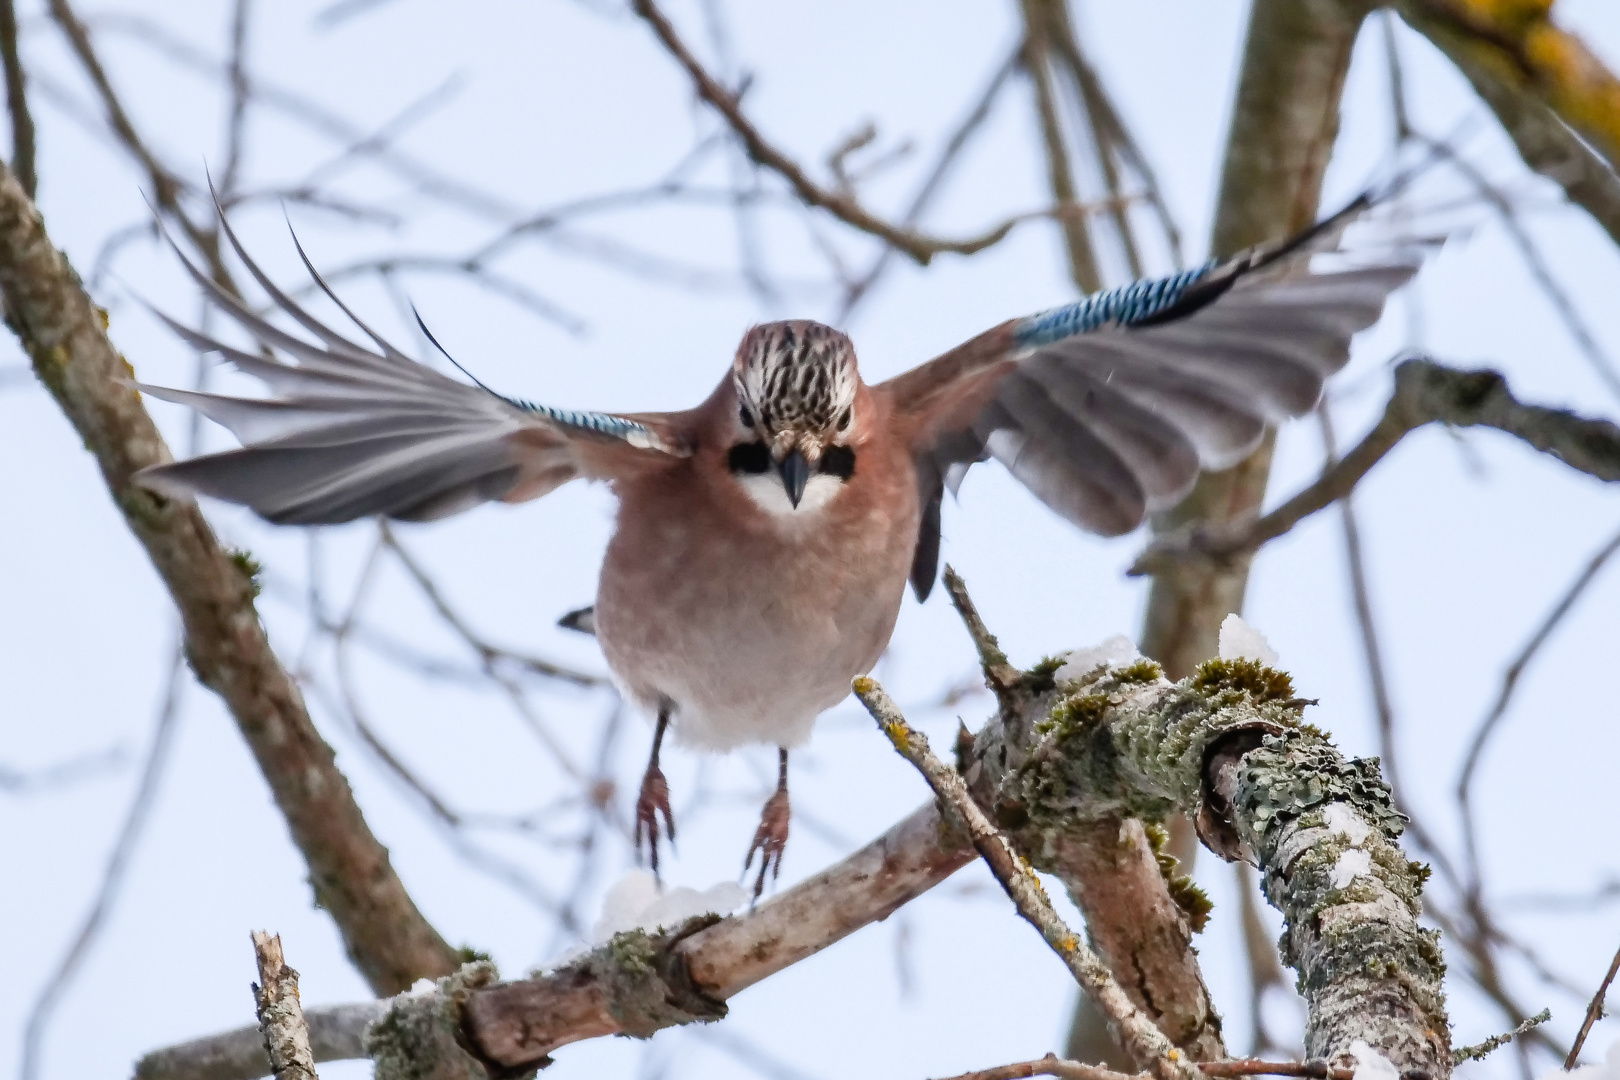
top-left (728, 320), bottom-right (860, 511)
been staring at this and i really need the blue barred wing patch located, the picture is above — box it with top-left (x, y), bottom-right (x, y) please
top-left (507, 397), bottom-right (665, 451)
top-left (1013, 261), bottom-right (1215, 349)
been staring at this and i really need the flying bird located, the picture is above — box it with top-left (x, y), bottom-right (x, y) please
top-left (136, 199), bottom-right (1419, 898)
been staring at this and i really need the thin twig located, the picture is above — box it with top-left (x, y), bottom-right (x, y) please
top-left (1130, 357), bottom-right (1620, 575)
top-left (1457, 521), bottom-right (1620, 883)
top-left (218, 0), bottom-right (252, 197)
top-left (932, 1054), bottom-right (1138, 1080)
top-left (851, 676), bottom-right (1191, 1080)
top-left (0, 0), bottom-right (35, 198)
top-left (941, 564), bottom-right (1024, 710)
top-left (1452, 1008), bottom-right (1551, 1064)
top-left (631, 0), bottom-right (1043, 265)
top-left (838, 45), bottom-right (1020, 321)
top-left (1567, 942), bottom-right (1620, 1068)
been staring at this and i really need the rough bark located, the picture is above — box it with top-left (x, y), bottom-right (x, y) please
top-left (134, 803), bottom-right (975, 1080)
top-left (1002, 660), bottom-right (1448, 1075)
top-left (251, 933), bottom-right (319, 1080)
top-left (856, 677), bottom-right (1196, 1080)
top-left (0, 159), bottom-right (458, 995)
top-left (943, 572), bottom-right (1226, 1066)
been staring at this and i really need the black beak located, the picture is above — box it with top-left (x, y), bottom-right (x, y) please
top-left (778, 449), bottom-right (810, 508)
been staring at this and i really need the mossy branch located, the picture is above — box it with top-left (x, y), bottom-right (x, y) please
top-left (970, 656), bottom-right (1450, 1077)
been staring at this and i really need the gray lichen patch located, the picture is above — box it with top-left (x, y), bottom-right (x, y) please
top-left (970, 654), bottom-right (1450, 1077)
top-left (367, 960), bottom-right (509, 1080)
top-left (1228, 734), bottom-right (1448, 1072)
top-left (577, 916), bottom-right (728, 1038)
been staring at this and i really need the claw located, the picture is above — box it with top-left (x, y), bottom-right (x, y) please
top-left (634, 763), bottom-right (676, 878)
top-left (743, 787), bottom-right (790, 903)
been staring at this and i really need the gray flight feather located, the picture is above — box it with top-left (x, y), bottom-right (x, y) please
top-left (908, 211), bottom-right (1423, 599)
top-left (136, 207), bottom-right (674, 525)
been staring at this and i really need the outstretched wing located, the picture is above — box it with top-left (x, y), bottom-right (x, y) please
top-left (886, 198), bottom-right (1421, 600)
top-left (136, 212), bottom-right (686, 525)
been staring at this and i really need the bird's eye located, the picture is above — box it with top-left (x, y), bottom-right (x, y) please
top-left (836, 407), bottom-right (852, 431)
top-left (728, 441), bottom-right (771, 475)
top-left (819, 446), bottom-right (856, 480)
top-left (738, 404), bottom-right (755, 428)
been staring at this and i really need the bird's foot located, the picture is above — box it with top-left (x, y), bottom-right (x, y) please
top-left (634, 763), bottom-right (675, 878)
top-left (743, 787), bottom-right (790, 903)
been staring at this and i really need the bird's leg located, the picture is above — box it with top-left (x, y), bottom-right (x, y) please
top-left (634, 704), bottom-right (676, 879)
top-left (744, 748), bottom-right (791, 903)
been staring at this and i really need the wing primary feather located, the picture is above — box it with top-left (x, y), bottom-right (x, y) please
top-left (411, 303), bottom-right (503, 397)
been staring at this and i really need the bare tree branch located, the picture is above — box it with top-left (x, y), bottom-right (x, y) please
top-left (1131, 358), bottom-right (1620, 575)
top-left (631, 0), bottom-right (1052, 265)
top-left (1138, 0), bottom-right (1365, 681)
top-left (0, 158), bottom-right (459, 994)
top-left (21, 643), bottom-right (184, 1080)
top-left (1394, 2), bottom-right (1620, 248)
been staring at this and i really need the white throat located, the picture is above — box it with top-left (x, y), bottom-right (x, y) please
top-left (734, 471), bottom-right (844, 517)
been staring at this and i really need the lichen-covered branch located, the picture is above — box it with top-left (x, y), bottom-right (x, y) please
top-left (997, 658), bottom-right (1449, 1075)
top-left (1131, 357), bottom-right (1620, 575)
top-left (853, 676), bottom-right (1193, 1080)
top-left (944, 568), bottom-right (1225, 1064)
top-left (250, 933), bottom-right (319, 1080)
top-left (135, 654), bottom-right (1448, 1080)
top-left (1397, 1), bottom-right (1620, 234)
top-left (135, 802), bottom-right (975, 1080)
top-left (0, 159), bottom-right (459, 994)
top-left (134, 1005), bottom-right (386, 1080)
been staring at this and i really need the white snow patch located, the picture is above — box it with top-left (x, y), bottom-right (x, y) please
top-left (591, 869), bottom-right (746, 944)
top-left (1323, 802), bottom-right (1372, 846)
top-left (1330, 848), bottom-right (1373, 890)
top-left (1349, 1040), bottom-right (1401, 1080)
top-left (1218, 614), bottom-right (1280, 667)
top-left (1055, 634), bottom-right (1141, 683)
top-left (1541, 1039), bottom-right (1620, 1080)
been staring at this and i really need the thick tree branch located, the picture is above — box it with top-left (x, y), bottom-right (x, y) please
top-left (136, 651), bottom-right (1448, 1080)
top-left (1131, 357), bottom-right (1620, 574)
top-left (1396, 2), bottom-right (1620, 247)
top-left (0, 160), bottom-right (459, 994)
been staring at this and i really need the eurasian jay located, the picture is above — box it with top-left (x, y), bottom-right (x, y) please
top-left (137, 197), bottom-right (1418, 897)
